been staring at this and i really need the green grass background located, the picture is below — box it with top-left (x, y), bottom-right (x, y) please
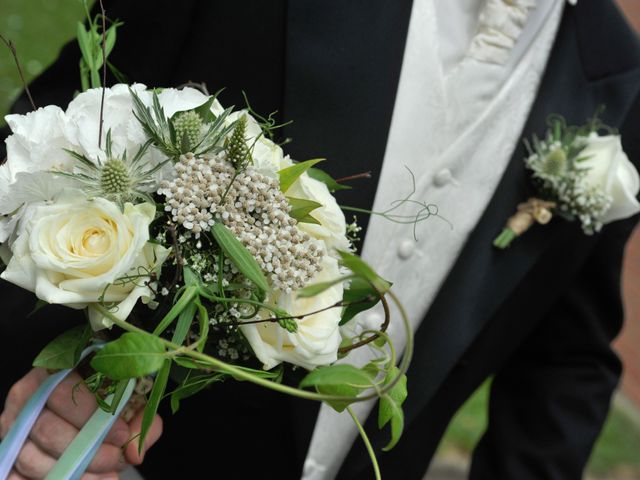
top-left (1, 1), bottom-right (640, 478)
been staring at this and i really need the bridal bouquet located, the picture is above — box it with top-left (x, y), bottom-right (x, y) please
top-left (0, 10), bottom-right (413, 480)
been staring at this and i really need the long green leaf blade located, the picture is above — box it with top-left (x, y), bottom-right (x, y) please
top-left (138, 359), bottom-right (171, 454)
top-left (211, 223), bottom-right (269, 292)
top-left (278, 158), bottom-right (325, 193)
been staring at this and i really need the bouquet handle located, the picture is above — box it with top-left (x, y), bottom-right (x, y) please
top-left (0, 344), bottom-right (135, 480)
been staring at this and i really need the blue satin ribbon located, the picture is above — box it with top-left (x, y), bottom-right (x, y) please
top-left (0, 344), bottom-right (136, 480)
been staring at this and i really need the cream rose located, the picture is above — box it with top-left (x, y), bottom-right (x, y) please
top-left (286, 172), bottom-right (351, 252)
top-left (1, 195), bottom-right (169, 330)
top-left (579, 133), bottom-right (640, 223)
top-left (241, 256), bottom-right (344, 370)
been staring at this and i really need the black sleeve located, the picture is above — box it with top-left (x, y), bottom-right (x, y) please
top-left (470, 213), bottom-right (635, 480)
top-left (470, 92), bottom-right (640, 480)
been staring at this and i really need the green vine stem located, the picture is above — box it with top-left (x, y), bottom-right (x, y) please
top-left (94, 288), bottom-right (413, 405)
top-left (493, 227), bottom-right (517, 249)
top-left (348, 406), bottom-right (381, 480)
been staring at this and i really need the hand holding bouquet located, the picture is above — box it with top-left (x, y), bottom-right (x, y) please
top-left (0, 11), bottom-right (416, 479)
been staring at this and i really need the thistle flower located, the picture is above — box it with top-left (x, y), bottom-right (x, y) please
top-left (61, 130), bottom-right (168, 207)
top-left (130, 89), bottom-right (236, 158)
top-left (173, 110), bottom-right (204, 153)
top-left (541, 148), bottom-right (567, 177)
top-left (225, 115), bottom-right (251, 169)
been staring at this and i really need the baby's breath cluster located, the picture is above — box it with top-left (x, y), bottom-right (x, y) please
top-left (158, 153), bottom-right (324, 292)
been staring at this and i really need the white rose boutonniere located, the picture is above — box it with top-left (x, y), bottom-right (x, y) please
top-left (1, 194), bottom-right (169, 329)
top-left (494, 113), bottom-right (640, 248)
top-left (577, 133), bottom-right (640, 223)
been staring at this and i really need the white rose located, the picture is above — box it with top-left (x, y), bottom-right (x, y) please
top-left (579, 133), bottom-right (640, 223)
top-left (65, 84), bottom-right (149, 161)
top-left (241, 256), bottom-right (344, 370)
top-left (2, 105), bottom-right (75, 198)
top-left (0, 84), bottom-right (173, 243)
top-left (1, 195), bottom-right (169, 330)
top-left (286, 172), bottom-right (351, 252)
top-left (157, 86), bottom-right (224, 118)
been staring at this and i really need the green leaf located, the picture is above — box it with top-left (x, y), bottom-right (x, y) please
top-left (317, 383), bottom-right (361, 412)
top-left (138, 359), bottom-right (171, 453)
top-left (104, 24), bottom-right (119, 57)
top-left (153, 285), bottom-right (199, 336)
top-left (340, 277), bottom-right (382, 326)
top-left (378, 368), bottom-right (408, 451)
top-left (338, 250), bottom-right (391, 294)
top-left (33, 325), bottom-right (91, 370)
top-left (307, 167), bottom-right (352, 192)
top-left (173, 357), bottom-right (209, 370)
top-left (194, 300), bottom-right (209, 353)
top-left (90, 333), bottom-right (167, 380)
top-left (211, 223), bottom-right (269, 292)
top-left (300, 364), bottom-right (375, 390)
top-left (192, 97), bottom-right (216, 123)
top-left (27, 299), bottom-right (49, 318)
top-left (170, 373), bottom-right (224, 414)
top-left (297, 275), bottom-right (352, 299)
top-left (76, 23), bottom-right (94, 70)
top-left (94, 23), bottom-right (120, 69)
top-left (106, 379), bottom-right (129, 414)
top-left (182, 265), bottom-right (201, 287)
top-left (227, 365), bottom-right (284, 382)
top-left (287, 197), bottom-right (323, 223)
top-left (278, 158), bottom-right (325, 193)
top-left (171, 302), bottom-right (197, 346)
top-left (170, 96), bottom-right (217, 125)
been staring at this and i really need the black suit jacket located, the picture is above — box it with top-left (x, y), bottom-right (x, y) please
top-left (1, 1), bottom-right (639, 479)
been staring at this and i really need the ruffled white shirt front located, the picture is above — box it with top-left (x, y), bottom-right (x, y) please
top-left (468, 0), bottom-right (538, 64)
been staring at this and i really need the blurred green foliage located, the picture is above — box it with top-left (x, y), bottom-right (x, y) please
top-left (0, 0), bottom-right (89, 125)
top-left (439, 381), bottom-right (640, 478)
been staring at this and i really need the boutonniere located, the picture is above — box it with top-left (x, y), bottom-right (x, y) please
top-left (494, 112), bottom-right (640, 248)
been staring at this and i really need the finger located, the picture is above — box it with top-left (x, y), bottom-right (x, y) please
top-left (30, 407), bottom-right (130, 457)
top-left (46, 372), bottom-right (98, 429)
top-left (30, 408), bottom-right (128, 473)
top-left (124, 412), bottom-right (163, 465)
top-left (14, 440), bottom-right (56, 479)
top-left (30, 408), bottom-right (79, 457)
top-left (103, 418), bottom-right (131, 448)
top-left (81, 472), bottom-right (120, 480)
top-left (8, 471), bottom-right (28, 480)
top-left (2, 369), bottom-right (49, 432)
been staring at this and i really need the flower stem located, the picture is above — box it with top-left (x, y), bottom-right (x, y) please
top-left (347, 406), bottom-right (381, 480)
top-left (94, 305), bottom-right (408, 404)
top-left (493, 228), bottom-right (517, 249)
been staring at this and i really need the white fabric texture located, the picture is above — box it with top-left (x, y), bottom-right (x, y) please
top-left (301, 0), bottom-right (565, 479)
top-left (468, 0), bottom-right (538, 64)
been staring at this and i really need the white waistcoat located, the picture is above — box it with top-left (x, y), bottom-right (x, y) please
top-left (302, 1), bottom-right (565, 478)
